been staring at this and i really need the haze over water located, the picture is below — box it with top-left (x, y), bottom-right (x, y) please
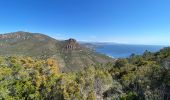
top-left (95, 44), bottom-right (165, 58)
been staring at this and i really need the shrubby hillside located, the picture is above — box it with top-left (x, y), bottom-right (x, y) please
top-left (0, 32), bottom-right (170, 100)
top-left (0, 56), bottom-right (112, 100)
top-left (107, 47), bottom-right (170, 100)
top-left (0, 32), bottom-right (113, 72)
top-left (0, 47), bottom-right (170, 100)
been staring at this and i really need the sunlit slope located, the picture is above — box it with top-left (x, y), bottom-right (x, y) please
top-left (0, 31), bottom-right (113, 72)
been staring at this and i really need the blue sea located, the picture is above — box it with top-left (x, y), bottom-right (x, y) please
top-left (94, 44), bottom-right (165, 58)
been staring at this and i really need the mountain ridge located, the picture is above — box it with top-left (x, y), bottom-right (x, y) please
top-left (0, 31), bottom-right (114, 72)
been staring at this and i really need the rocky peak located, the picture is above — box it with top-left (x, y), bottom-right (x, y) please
top-left (64, 38), bottom-right (78, 50)
top-left (67, 38), bottom-right (76, 44)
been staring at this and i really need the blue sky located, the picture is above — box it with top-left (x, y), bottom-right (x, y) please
top-left (0, 0), bottom-right (170, 45)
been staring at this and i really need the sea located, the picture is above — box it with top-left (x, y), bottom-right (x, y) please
top-left (94, 44), bottom-right (165, 58)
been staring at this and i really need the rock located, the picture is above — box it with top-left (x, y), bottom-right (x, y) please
top-left (64, 38), bottom-right (78, 50)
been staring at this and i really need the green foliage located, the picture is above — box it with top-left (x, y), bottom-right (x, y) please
top-left (115, 59), bottom-right (128, 68)
top-left (0, 56), bottom-right (60, 99)
top-left (0, 47), bottom-right (170, 100)
top-left (87, 91), bottom-right (96, 100)
top-left (108, 47), bottom-right (170, 100)
top-left (120, 92), bottom-right (138, 100)
top-left (0, 56), bottom-right (113, 100)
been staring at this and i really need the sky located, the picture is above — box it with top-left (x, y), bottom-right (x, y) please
top-left (0, 0), bottom-right (170, 45)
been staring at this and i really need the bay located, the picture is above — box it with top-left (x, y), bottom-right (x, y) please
top-left (94, 44), bottom-right (165, 58)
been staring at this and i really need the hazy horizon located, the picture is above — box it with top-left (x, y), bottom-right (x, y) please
top-left (0, 31), bottom-right (169, 46)
top-left (0, 0), bottom-right (170, 45)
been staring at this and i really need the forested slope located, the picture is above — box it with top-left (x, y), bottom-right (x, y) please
top-left (0, 47), bottom-right (170, 99)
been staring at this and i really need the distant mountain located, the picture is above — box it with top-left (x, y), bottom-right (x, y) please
top-left (80, 42), bottom-right (118, 49)
top-left (81, 42), bottom-right (165, 58)
top-left (0, 31), bottom-right (113, 72)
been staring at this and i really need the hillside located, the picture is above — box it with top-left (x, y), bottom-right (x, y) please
top-left (0, 31), bottom-right (113, 72)
top-left (0, 46), bottom-right (170, 99)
